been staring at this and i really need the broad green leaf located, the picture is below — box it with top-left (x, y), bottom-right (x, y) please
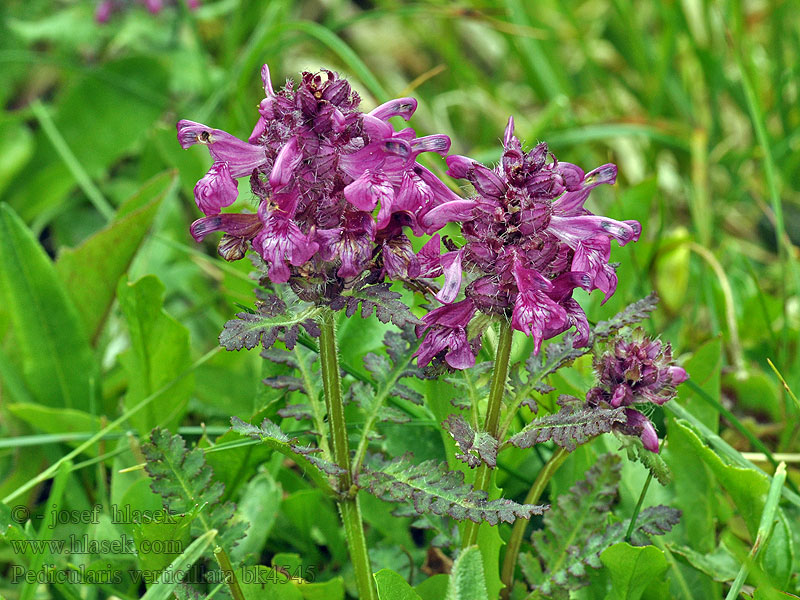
top-left (667, 542), bottom-right (740, 583)
top-left (5, 403), bottom-right (106, 457)
top-left (9, 57), bottom-right (169, 222)
top-left (140, 528), bottom-right (217, 600)
top-left (374, 568), bottom-right (423, 600)
top-left (133, 513), bottom-right (193, 575)
top-left (476, 522), bottom-right (504, 600)
top-left (599, 543), bottom-right (667, 600)
top-left (446, 546), bottom-right (489, 600)
top-left (0, 203), bottom-right (96, 411)
top-left (0, 119), bottom-right (34, 198)
top-left (55, 171), bottom-right (174, 342)
top-left (239, 566), bottom-right (304, 600)
top-left (671, 419), bottom-right (768, 536)
top-left (663, 417), bottom-right (719, 597)
top-left (230, 472), bottom-right (282, 562)
top-left (681, 337), bottom-right (722, 431)
top-left (293, 577), bottom-right (345, 600)
top-left (414, 574), bottom-right (449, 600)
top-left (117, 275), bottom-right (192, 433)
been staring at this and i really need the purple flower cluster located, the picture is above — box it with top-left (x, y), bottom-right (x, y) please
top-left (414, 117), bottom-right (641, 369)
top-left (95, 0), bottom-right (198, 22)
top-left (587, 333), bottom-right (688, 452)
top-left (179, 66), bottom-right (457, 291)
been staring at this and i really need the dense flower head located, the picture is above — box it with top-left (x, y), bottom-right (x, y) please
top-left (178, 65), bottom-right (457, 296)
top-left (586, 332), bottom-right (688, 452)
top-left (414, 117), bottom-right (641, 369)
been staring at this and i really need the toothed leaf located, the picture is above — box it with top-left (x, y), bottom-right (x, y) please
top-left (593, 293), bottom-right (659, 340)
top-left (442, 414), bottom-right (498, 468)
top-left (507, 397), bottom-right (625, 451)
top-left (142, 428), bottom-right (247, 553)
top-left (358, 454), bottom-right (547, 524)
top-left (330, 277), bottom-right (423, 327)
top-left (230, 416), bottom-right (343, 492)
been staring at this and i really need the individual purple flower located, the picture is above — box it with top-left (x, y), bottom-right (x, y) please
top-left (415, 116), bottom-right (641, 368)
top-left (95, 0), bottom-right (198, 22)
top-left (586, 332), bottom-right (688, 452)
top-left (178, 65), bottom-right (456, 300)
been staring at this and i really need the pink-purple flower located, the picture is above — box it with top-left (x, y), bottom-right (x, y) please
top-left (586, 333), bottom-right (688, 452)
top-left (414, 117), bottom-right (641, 369)
top-left (178, 66), bottom-right (456, 289)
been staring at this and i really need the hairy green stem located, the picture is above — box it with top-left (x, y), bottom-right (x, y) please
top-left (500, 447), bottom-right (569, 600)
top-left (319, 309), bottom-right (377, 600)
top-left (461, 320), bottom-right (515, 548)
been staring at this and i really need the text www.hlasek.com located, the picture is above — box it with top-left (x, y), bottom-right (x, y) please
top-left (9, 534), bottom-right (182, 556)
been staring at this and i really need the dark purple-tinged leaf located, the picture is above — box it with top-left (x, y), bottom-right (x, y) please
top-left (358, 454), bottom-right (547, 524)
top-left (142, 428), bottom-right (247, 553)
top-left (507, 397), bottom-right (625, 451)
top-left (593, 292), bottom-right (659, 339)
top-left (443, 414), bottom-right (499, 468)
top-left (277, 403), bottom-right (314, 421)
top-left (331, 277), bottom-right (423, 328)
top-left (523, 454), bottom-right (680, 598)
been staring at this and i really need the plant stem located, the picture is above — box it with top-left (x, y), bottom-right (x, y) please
top-left (500, 447), bottom-right (569, 600)
top-left (214, 546), bottom-right (246, 600)
top-left (625, 471), bottom-right (653, 543)
top-left (461, 320), bottom-right (515, 548)
top-left (318, 309), bottom-right (377, 600)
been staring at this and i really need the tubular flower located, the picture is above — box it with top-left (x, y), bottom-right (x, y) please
top-left (586, 332), bottom-right (688, 452)
top-left (414, 117), bottom-right (641, 369)
top-left (178, 65), bottom-right (456, 290)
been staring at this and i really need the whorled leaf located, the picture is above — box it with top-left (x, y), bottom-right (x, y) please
top-left (220, 285), bottom-right (321, 351)
top-left (357, 454), bottom-right (547, 525)
top-left (509, 295), bottom-right (660, 414)
top-left (507, 396), bottom-right (625, 452)
top-left (616, 434), bottom-right (673, 485)
top-left (329, 277), bottom-right (423, 328)
top-left (593, 292), bottom-right (659, 340)
top-left (446, 362), bottom-right (493, 410)
top-left (230, 416), bottom-right (344, 481)
top-left (442, 414), bottom-right (499, 468)
top-left (141, 428), bottom-right (247, 553)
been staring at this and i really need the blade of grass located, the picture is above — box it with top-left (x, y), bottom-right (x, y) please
top-left (140, 529), bottom-right (219, 600)
top-left (724, 462), bottom-right (787, 600)
top-left (277, 21), bottom-right (389, 102)
top-left (1, 347), bottom-right (221, 505)
top-left (19, 460), bottom-right (71, 600)
top-left (766, 358), bottom-right (800, 412)
top-left (30, 100), bottom-right (114, 221)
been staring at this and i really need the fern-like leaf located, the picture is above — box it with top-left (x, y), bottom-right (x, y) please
top-left (357, 454), bottom-right (547, 524)
top-left (329, 278), bottom-right (422, 327)
top-left (593, 292), bottom-right (659, 340)
top-left (526, 453), bottom-right (621, 596)
top-left (230, 417), bottom-right (343, 492)
top-left (142, 429), bottom-right (247, 553)
top-left (443, 414), bottom-right (498, 468)
top-left (523, 453), bottom-right (680, 598)
top-left (616, 433), bottom-right (673, 485)
top-left (507, 397), bottom-right (625, 451)
top-left (219, 287), bottom-right (321, 351)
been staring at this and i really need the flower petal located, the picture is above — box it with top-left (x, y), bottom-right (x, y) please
top-left (177, 120), bottom-right (266, 177)
top-left (269, 137), bottom-right (303, 190)
top-left (344, 169), bottom-right (393, 212)
top-left (193, 161), bottom-right (238, 216)
top-left (369, 97), bottom-right (417, 121)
